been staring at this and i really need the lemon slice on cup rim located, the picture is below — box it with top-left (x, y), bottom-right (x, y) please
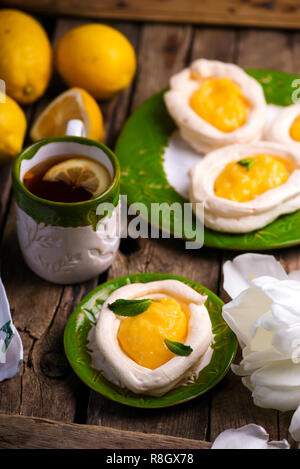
top-left (43, 157), bottom-right (111, 198)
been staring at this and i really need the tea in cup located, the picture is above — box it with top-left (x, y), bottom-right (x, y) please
top-left (12, 121), bottom-right (120, 284)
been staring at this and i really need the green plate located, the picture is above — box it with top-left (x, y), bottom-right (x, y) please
top-left (64, 273), bottom-right (237, 408)
top-left (115, 69), bottom-right (300, 250)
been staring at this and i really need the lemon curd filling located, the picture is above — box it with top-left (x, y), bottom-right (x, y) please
top-left (117, 297), bottom-right (189, 370)
top-left (214, 154), bottom-right (296, 202)
top-left (289, 114), bottom-right (300, 141)
top-left (189, 77), bottom-right (250, 133)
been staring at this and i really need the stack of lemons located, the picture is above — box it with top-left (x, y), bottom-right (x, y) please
top-left (0, 8), bottom-right (137, 164)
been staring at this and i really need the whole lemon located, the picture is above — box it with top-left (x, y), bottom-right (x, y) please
top-left (0, 9), bottom-right (52, 104)
top-left (0, 93), bottom-right (27, 162)
top-left (55, 24), bottom-right (136, 100)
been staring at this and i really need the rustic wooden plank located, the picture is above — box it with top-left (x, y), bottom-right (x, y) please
top-left (0, 14), bottom-right (63, 415)
top-left (209, 28), bottom-right (296, 443)
top-left (53, 17), bottom-right (140, 147)
top-left (240, 29), bottom-right (297, 446)
top-left (131, 23), bottom-right (193, 109)
top-left (291, 31), bottom-right (300, 74)
top-left (0, 194), bottom-right (99, 421)
top-left (0, 103), bottom-right (37, 245)
top-left (209, 343), bottom-right (279, 441)
top-left (0, 18), bottom-right (86, 422)
top-left (275, 43), bottom-right (300, 451)
top-left (86, 24), bottom-right (237, 442)
top-left (0, 16), bottom-right (140, 423)
top-left (0, 17), bottom-right (66, 418)
top-left (87, 23), bottom-right (211, 440)
top-left (4, 0), bottom-right (300, 30)
top-left (0, 11), bottom-right (57, 249)
top-left (19, 282), bottom-right (99, 421)
top-left (0, 81), bottom-right (45, 417)
top-left (277, 28), bottom-right (300, 439)
top-left (190, 28), bottom-right (237, 63)
top-left (0, 202), bottom-right (73, 419)
top-left (237, 28), bottom-right (294, 72)
top-left (0, 13), bottom-right (297, 449)
top-left (0, 413), bottom-right (211, 449)
top-left (189, 26), bottom-right (270, 443)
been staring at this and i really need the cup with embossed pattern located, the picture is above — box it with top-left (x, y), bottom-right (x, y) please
top-left (12, 120), bottom-right (120, 284)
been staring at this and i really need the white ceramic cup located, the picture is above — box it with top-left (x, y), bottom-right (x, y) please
top-left (12, 120), bottom-right (120, 284)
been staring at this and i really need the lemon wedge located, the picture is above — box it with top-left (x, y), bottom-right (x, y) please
top-left (43, 157), bottom-right (111, 198)
top-left (30, 87), bottom-right (105, 142)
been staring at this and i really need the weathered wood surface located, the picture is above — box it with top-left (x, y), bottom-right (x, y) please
top-left (0, 413), bottom-right (211, 449)
top-left (0, 14), bottom-right (299, 448)
top-left (4, 0), bottom-right (300, 30)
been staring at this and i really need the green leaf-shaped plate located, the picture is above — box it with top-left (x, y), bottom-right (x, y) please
top-left (64, 273), bottom-right (237, 408)
top-left (115, 69), bottom-right (300, 250)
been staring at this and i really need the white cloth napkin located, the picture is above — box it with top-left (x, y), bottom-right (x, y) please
top-left (0, 277), bottom-right (23, 381)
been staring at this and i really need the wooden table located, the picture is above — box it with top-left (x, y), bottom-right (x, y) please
top-left (0, 12), bottom-right (299, 449)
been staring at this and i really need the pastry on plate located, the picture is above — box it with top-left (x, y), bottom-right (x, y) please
top-left (266, 102), bottom-right (300, 152)
top-left (95, 279), bottom-right (213, 396)
top-left (189, 141), bottom-right (300, 233)
top-left (164, 59), bottom-right (267, 154)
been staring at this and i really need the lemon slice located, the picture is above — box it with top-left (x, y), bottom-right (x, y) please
top-left (43, 157), bottom-right (111, 198)
top-left (30, 87), bottom-right (105, 142)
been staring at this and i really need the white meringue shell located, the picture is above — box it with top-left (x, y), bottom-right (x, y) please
top-left (164, 59), bottom-right (267, 154)
top-left (189, 141), bottom-right (300, 233)
top-left (95, 280), bottom-right (213, 396)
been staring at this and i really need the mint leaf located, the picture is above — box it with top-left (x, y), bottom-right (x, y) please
top-left (108, 298), bottom-right (152, 317)
top-left (237, 158), bottom-right (257, 171)
top-left (164, 338), bottom-right (193, 356)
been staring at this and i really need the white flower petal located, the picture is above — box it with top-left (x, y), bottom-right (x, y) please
top-left (222, 288), bottom-right (272, 348)
top-left (242, 346), bottom-right (283, 362)
top-left (223, 253), bottom-right (288, 299)
top-left (272, 324), bottom-right (300, 358)
top-left (252, 384), bottom-right (300, 411)
top-left (223, 260), bottom-right (252, 299)
top-left (211, 424), bottom-right (289, 449)
top-left (250, 360), bottom-right (300, 389)
top-left (252, 277), bottom-right (300, 311)
top-left (222, 254), bottom-right (300, 416)
top-left (231, 363), bottom-right (246, 376)
top-left (288, 270), bottom-right (300, 282)
top-left (248, 322), bottom-right (274, 354)
top-left (267, 440), bottom-right (291, 449)
top-left (270, 303), bottom-right (300, 328)
top-left (289, 405), bottom-right (300, 442)
top-left (241, 376), bottom-right (254, 392)
top-left (236, 348), bottom-right (286, 375)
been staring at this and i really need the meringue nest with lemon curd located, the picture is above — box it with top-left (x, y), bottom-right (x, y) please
top-left (189, 142), bottom-right (300, 233)
top-left (266, 102), bottom-right (300, 153)
top-left (95, 280), bottom-right (213, 397)
top-left (164, 59), bottom-right (267, 154)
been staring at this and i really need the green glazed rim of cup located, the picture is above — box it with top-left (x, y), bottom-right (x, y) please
top-left (12, 136), bottom-right (120, 229)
